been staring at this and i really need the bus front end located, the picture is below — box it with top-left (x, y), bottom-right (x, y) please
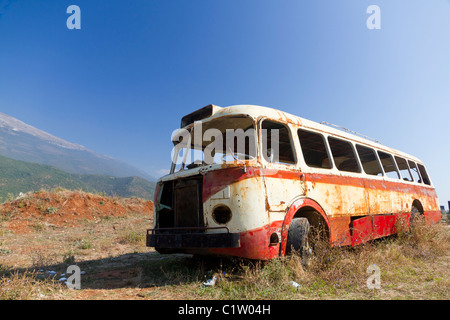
top-left (147, 106), bottom-right (274, 260)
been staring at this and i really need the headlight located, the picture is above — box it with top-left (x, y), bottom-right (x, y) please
top-left (212, 205), bottom-right (232, 224)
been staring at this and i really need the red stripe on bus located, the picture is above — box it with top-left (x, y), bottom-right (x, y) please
top-left (203, 166), bottom-right (437, 202)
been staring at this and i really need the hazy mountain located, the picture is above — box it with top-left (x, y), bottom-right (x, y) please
top-left (0, 112), bottom-right (154, 181)
top-left (0, 154), bottom-right (155, 200)
top-left (72, 174), bottom-right (156, 200)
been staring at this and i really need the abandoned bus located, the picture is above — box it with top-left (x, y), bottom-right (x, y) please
top-left (147, 104), bottom-right (441, 260)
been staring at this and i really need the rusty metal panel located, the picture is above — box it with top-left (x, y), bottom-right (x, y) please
top-left (262, 168), bottom-right (304, 212)
top-left (150, 104), bottom-right (441, 260)
top-left (352, 216), bottom-right (373, 246)
top-left (203, 168), bottom-right (267, 234)
top-left (424, 211), bottom-right (442, 224)
top-left (328, 216), bottom-right (352, 246)
top-left (373, 215), bottom-right (396, 239)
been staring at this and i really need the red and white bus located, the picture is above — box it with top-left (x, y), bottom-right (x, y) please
top-left (147, 104), bottom-right (441, 260)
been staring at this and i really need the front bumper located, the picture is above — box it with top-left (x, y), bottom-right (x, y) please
top-left (147, 227), bottom-right (241, 248)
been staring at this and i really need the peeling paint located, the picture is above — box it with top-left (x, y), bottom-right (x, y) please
top-left (147, 104), bottom-right (441, 260)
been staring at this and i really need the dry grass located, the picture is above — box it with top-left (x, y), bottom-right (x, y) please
top-left (1, 203), bottom-right (449, 300)
top-left (0, 269), bottom-right (64, 300)
top-left (196, 219), bottom-right (450, 300)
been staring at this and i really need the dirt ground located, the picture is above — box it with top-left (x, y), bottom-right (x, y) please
top-left (0, 189), bottom-right (153, 234)
top-left (0, 189), bottom-right (159, 299)
top-left (0, 190), bottom-right (449, 300)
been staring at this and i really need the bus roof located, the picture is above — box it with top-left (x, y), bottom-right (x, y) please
top-left (183, 104), bottom-right (423, 164)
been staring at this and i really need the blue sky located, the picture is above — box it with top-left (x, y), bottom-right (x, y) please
top-left (0, 0), bottom-right (449, 207)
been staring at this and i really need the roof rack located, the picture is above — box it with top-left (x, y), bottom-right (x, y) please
top-left (320, 121), bottom-right (381, 144)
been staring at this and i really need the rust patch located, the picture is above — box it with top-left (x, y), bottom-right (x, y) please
top-left (352, 216), bottom-right (373, 246)
top-left (329, 216), bottom-right (352, 246)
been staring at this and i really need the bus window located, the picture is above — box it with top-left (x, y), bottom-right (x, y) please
top-left (377, 151), bottom-right (400, 179)
top-left (171, 116), bottom-right (256, 172)
top-left (408, 160), bottom-right (422, 183)
top-left (298, 129), bottom-right (332, 169)
top-left (394, 156), bottom-right (413, 182)
top-left (327, 137), bottom-right (360, 173)
top-left (356, 144), bottom-right (383, 176)
top-left (417, 164), bottom-right (431, 185)
top-left (261, 120), bottom-right (296, 165)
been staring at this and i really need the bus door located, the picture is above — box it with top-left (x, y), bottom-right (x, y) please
top-left (259, 119), bottom-right (304, 213)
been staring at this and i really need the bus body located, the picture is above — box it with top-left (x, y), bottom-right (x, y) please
top-left (147, 104), bottom-right (441, 260)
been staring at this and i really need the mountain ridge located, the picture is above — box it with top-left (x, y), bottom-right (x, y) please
top-left (0, 112), bottom-right (154, 181)
top-left (0, 112), bottom-right (87, 151)
top-left (0, 154), bottom-right (155, 200)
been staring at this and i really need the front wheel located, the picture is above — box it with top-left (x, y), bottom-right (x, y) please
top-left (286, 217), bottom-right (311, 266)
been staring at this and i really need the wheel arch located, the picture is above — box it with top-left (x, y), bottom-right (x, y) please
top-left (280, 198), bottom-right (330, 256)
top-left (412, 199), bottom-right (424, 214)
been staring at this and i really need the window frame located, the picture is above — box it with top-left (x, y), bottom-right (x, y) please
top-left (355, 144), bottom-right (384, 177)
top-left (327, 136), bottom-right (362, 174)
top-left (407, 160), bottom-right (422, 184)
top-left (259, 118), bottom-right (297, 166)
top-left (377, 150), bottom-right (401, 180)
top-left (297, 128), bottom-right (333, 170)
top-left (394, 156), bottom-right (413, 182)
top-left (417, 163), bottom-right (432, 186)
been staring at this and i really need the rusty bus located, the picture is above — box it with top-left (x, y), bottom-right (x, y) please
top-left (147, 104), bottom-right (441, 260)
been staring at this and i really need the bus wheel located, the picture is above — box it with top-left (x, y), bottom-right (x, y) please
top-left (286, 217), bottom-right (311, 266)
top-left (410, 206), bottom-right (421, 230)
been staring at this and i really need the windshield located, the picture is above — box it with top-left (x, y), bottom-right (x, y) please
top-left (171, 116), bottom-right (256, 173)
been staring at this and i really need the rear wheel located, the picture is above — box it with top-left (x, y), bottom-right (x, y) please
top-left (410, 206), bottom-right (421, 230)
top-left (286, 217), bottom-right (311, 266)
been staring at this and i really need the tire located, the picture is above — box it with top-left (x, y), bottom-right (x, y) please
top-left (286, 217), bottom-right (311, 265)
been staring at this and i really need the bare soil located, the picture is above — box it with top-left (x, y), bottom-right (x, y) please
top-left (0, 189), bottom-right (153, 234)
top-left (0, 190), bottom-right (449, 300)
top-left (0, 189), bottom-right (160, 299)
